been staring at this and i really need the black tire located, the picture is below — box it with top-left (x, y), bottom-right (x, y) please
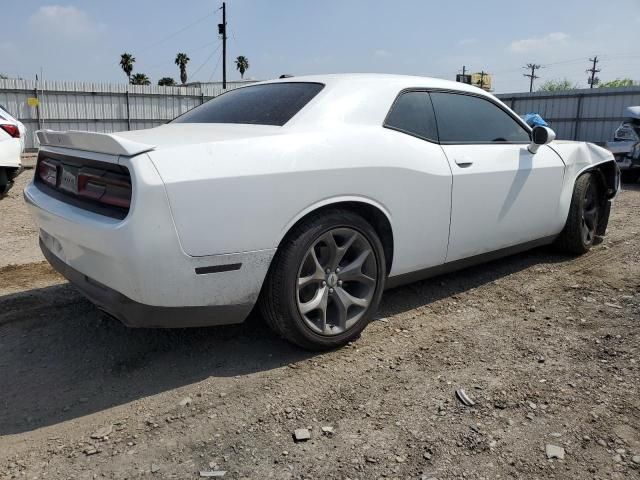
top-left (0, 168), bottom-right (11, 196)
top-left (260, 209), bottom-right (386, 350)
top-left (555, 173), bottom-right (601, 254)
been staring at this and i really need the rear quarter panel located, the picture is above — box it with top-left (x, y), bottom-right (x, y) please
top-left (149, 126), bottom-right (453, 276)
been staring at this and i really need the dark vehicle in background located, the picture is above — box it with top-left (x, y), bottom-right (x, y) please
top-left (607, 106), bottom-right (640, 183)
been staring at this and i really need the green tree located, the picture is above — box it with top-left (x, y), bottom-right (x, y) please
top-left (158, 77), bottom-right (177, 86)
top-left (130, 73), bottom-right (151, 86)
top-left (537, 78), bottom-right (579, 92)
top-left (0, 73), bottom-right (7, 79)
top-left (119, 53), bottom-right (136, 82)
top-left (175, 53), bottom-right (190, 84)
top-left (235, 55), bottom-right (250, 79)
top-left (598, 78), bottom-right (638, 88)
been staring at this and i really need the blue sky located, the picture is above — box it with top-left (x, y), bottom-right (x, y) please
top-left (3, 0), bottom-right (640, 93)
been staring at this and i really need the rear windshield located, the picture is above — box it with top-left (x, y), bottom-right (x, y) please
top-left (171, 82), bottom-right (324, 126)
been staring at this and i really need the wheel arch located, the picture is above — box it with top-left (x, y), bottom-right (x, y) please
top-left (581, 159), bottom-right (619, 199)
top-left (561, 159), bottom-right (619, 236)
top-left (275, 197), bottom-right (395, 274)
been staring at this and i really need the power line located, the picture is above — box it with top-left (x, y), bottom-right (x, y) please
top-left (208, 50), bottom-right (223, 82)
top-left (143, 40), bottom-right (218, 73)
top-left (190, 43), bottom-right (222, 79)
top-left (138, 10), bottom-right (215, 53)
top-left (523, 63), bottom-right (542, 92)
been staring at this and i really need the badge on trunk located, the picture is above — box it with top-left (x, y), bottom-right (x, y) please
top-left (59, 165), bottom-right (79, 194)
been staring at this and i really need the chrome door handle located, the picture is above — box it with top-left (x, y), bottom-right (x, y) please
top-left (454, 157), bottom-right (473, 168)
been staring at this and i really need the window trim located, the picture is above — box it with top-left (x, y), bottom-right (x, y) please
top-left (384, 88), bottom-right (532, 146)
top-left (382, 89), bottom-right (439, 144)
top-left (169, 81), bottom-right (326, 127)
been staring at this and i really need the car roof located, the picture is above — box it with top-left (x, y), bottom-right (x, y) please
top-left (257, 72), bottom-right (490, 97)
top-left (249, 73), bottom-right (498, 128)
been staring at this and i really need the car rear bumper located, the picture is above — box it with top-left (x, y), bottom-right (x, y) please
top-left (0, 138), bottom-right (22, 168)
top-left (23, 154), bottom-right (276, 327)
top-left (41, 238), bottom-right (252, 328)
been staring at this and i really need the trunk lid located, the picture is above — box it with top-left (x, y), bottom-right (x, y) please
top-left (37, 124), bottom-right (282, 157)
top-left (115, 123), bottom-right (282, 148)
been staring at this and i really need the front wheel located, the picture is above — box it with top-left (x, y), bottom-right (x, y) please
top-left (260, 210), bottom-right (386, 350)
top-left (555, 173), bottom-right (602, 254)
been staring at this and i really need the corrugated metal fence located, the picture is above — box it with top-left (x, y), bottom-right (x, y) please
top-left (0, 79), bottom-right (250, 149)
top-left (2, 78), bottom-right (640, 149)
top-left (497, 87), bottom-right (640, 143)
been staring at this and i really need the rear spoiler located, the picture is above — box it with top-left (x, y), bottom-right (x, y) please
top-left (36, 130), bottom-right (155, 156)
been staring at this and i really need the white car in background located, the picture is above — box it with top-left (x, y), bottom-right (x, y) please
top-left (24, 74), bottom-right (619, 350)
top-left (0, 104), bottom-right (25, 195)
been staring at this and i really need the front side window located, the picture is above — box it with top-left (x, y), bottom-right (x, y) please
top-left (171, 82), bottom-right (324, 126)
top-left (430, 92), bottom-right (530, 144)
top-left (384, 91), bottom-right (438, 141)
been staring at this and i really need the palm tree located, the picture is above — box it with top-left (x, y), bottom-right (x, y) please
top-left (119, 53), bottom-right (136, 82)
top-left (235, 56), bottom-right (249, 79)
top-left (175, 53), bottom-right (190, 85)
top-left (158, 77), bottom-right (177, 86)
top-left (130, 73), bottom-right (151, 86)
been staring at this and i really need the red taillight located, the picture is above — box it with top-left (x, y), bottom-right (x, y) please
top-left (0, 124), bottom-right (20, 138)
top-left (38, 159), bottom-right (59, 187)
top-left (77, 170), bottom-right (131, 208)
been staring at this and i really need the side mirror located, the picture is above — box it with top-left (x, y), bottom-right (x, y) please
top-left (528, 126), bottom-right (556, 154)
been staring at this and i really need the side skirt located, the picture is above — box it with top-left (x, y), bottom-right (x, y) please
top-left (385, 235), bottom-right (557, 290)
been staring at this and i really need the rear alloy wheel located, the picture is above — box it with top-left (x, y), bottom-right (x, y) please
top-left (296, 228), bottom-right (378, 336)
top-left (260, 210), bottom-right (386, 350)
top-left (555, 173), bottom-right (601, 254)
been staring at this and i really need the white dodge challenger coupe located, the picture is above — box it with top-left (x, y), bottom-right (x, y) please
top-left (25, 74), bottom-right (619, 349)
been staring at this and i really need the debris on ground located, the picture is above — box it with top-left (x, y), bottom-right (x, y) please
top-left (293, 428), bottom-right (311, 442)
top-left (199, 471), bottom-right (226, 477)
top-left (90, 425), bottom-right (113, 439)
top-left (82, 447), bottom-right (99, 456)
top-left (545, 444), bottom-right (565, 460)
top-left (455, 388), bottom-right (475, 407)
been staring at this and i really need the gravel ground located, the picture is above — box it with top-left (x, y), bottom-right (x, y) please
top-left (0, 161), bottom-right (42, 268)
top-left (0, 168), bottom-right (639, 479)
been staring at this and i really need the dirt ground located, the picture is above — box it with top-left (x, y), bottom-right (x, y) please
top-left (0, 166), bottom-right (639, 480)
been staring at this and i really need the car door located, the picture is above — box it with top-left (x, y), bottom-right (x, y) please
top-left (429, 91), bottom-right (565, 263)
top-left (383, 90), bottom-right (452, 272)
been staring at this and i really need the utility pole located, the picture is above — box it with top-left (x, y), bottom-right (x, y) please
top-left (478, 70), bottom-right (486, 90)
top-left (218, 2), bottom-right (227, 89)
top-left (456, 65), bottom-right (470, 84)
top-left (587, 56), bottom-right (600, 89)
top-left (523, 63), bottom-right (541, 93)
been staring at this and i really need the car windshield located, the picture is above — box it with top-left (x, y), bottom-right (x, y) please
top-left (171, 82), bottom-right (324, 126)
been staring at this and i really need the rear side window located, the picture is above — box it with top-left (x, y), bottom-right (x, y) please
top-left (171, 82), bottom-right (324, 126)
top-left (429, 92), bottom-right (530, 144)
top-left (384, 91), bottom-right (438, 141)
